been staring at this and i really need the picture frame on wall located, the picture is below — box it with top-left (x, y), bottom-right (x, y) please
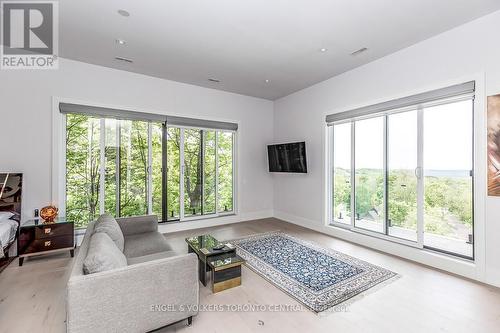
top-left (487, 94), bottom-right (500, 196)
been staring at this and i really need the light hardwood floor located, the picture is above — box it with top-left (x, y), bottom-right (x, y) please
top-left (1, 218), bottom-right (499, 333)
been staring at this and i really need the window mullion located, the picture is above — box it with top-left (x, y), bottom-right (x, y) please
top-left (232, 132), bottom-right (236, 213)
top-left (116, 121), bottom-right (121, 217)
top-left (61, 114), bottom-right (67, 218)
top-left (329, 126), bottom-right (334, 225)
top-left (147, 122), bottom-right (153, 215)
top-left (417, 107), bottom-right (424, 247)
top-left (383, 115), bottom-right (388, 235)
top-left (99, 118), bottom-right (105, 215)
top-left (201, 130), bottom-right (205, 215)
top-left (161, 123), bottom-right (167, 222)
top-left (180, 128), bottom-right (185, 220)
top-left (350, 121), bottom-right (355, 228)
top-left (215, 132), bottom-right (219, 214)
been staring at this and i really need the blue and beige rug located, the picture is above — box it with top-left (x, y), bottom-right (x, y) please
top-left (229, 232), bottom-right (397, 313)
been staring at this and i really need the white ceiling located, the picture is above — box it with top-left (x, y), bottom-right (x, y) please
top-left (60, 0), bottom-right (500, 100)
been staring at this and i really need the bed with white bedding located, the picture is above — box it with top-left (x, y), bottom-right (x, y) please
top-left (0, 212), bottom-right (19, 258)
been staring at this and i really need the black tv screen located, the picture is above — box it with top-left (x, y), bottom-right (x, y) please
top-left (267, 142), bottom-right (307, 173)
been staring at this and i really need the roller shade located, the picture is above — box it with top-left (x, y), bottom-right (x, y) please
top-left (59, 103), bottom-right (238, 131)
top-left (166, 115), bottom-right (238, 131)
top-left (326, 81), bottom-right (475, 124)
top-left (59, 102), bottom-right (166, 122)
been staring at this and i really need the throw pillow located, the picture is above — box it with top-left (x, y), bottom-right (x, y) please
top-left (93, 214), bottom-right (125, 252)
top-left (83, 232), bottom-right (127, 274)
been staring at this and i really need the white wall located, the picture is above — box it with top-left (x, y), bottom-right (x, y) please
top-left (273, 10), bottom-right (500, 287)
top-left (0, 58), bottom-right (274, 235)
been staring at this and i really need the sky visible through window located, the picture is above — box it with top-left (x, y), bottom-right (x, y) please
top-left (333, 100), bottom-right (472, 172)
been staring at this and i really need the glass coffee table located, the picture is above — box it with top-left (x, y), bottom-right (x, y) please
top-left (186, 234), bottom-right (237, 286)
top-left (208, 254), bottom-right (245, 293)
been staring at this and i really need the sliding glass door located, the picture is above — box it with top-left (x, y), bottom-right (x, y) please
top-left (423, 100), bottom-right (473, 258)
top-left (329, 96), bottom-right (474, 259)
top-left (354, 117), bottom-right (385, 233)
top-left (387, 110), bottom-right (418, 242)
top-left (176, 127), bottom-right (234, 220)
top-left (183, 129), bottom-right (219, 217)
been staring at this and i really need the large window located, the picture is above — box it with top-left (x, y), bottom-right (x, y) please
top-left (65, 114), bottom-right (235, 228)
top-left (328, 84), bottom-right (474, 259)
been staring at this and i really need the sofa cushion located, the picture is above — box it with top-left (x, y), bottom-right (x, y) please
top-left (94, 214), bottom-right (124, 252)
top-left (83, 232), bottom-right (127, 274)
top-left (123, 232), bottom-right (172, 258)
top-left (126, 250), bottom-right (178, 265)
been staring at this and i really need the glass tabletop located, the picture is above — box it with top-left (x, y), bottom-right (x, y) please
top-left (186, 234), bottom-right (220, 251)
top-left (186, 234), bottom-right (236, 258)
top-left (209, 255), bottom-right (244, 269)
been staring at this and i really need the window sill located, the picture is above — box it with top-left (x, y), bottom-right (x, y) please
top-left (160, 212), bottom-right (236, 225)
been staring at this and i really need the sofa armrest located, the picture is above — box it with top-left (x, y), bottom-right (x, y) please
top-left (67, 253), bottom-right (199, 333)
top-left (116, 215), bottom-right (158, 235)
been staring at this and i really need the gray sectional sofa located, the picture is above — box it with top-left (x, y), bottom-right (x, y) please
top-left (66, 215), bottom-right (199, 333)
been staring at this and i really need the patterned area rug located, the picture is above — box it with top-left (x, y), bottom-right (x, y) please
top-left (229, 232), bottom-right (397, 313)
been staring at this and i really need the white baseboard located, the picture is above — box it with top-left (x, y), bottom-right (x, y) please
top-left (273, 210), bottom-right (499, 288)
top-left (485, 267), bottom-right (500, 288)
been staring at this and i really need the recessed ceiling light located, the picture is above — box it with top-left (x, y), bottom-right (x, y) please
top-left (320, 48), bottom-right (328, 52)
top-left (115, 56), bottom-right (133, 63)
top-left (350, 47), bottom-right (368, 56)
top-left (116, 39), bottom-right (126, 45)
top-left (117, 9), bottom-right (130, 17)
top-left (208, 78), bottom-right (220, 83)
top-left (265, 79), bottom-right (270, 83)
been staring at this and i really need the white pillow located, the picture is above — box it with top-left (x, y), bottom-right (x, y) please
top-left (83, 232), bottom-right (127, 274)
top-left (0, 212), bottom-right (14, 221)
top-left (93, 214), bottom-right (124, 252)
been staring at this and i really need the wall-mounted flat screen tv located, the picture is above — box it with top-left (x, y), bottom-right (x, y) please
top-left (267, 142), bottom-right (307, 173)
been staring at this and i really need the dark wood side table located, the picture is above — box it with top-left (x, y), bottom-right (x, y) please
top-left (185, 234), bottom-right (236, 286)
top-left (18, 218), bottom-right (75, 266)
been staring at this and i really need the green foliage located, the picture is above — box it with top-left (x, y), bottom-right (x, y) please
top-left (387, 170), bottom-right (417, 229)
top-left (166, 127), bottom-right (181, 219)
top-left (118, 120), bottom-right (148, 217)
top-left (333, 169), bottom-right (351, 219)
top-left (332, 168), bottom-right (473, 237)
top-left (151, 123), bottom-right (163, 216)
top-left (203, 131), bottom-right (216, 214)
top-left (66, 114), bottom-right (100, 228)
top-left (218, 132), bottom-right (234, 212)
top-left (354, 170), bottom-right (384, 222)
top-left (66, 115), bottom-right (234, 228)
